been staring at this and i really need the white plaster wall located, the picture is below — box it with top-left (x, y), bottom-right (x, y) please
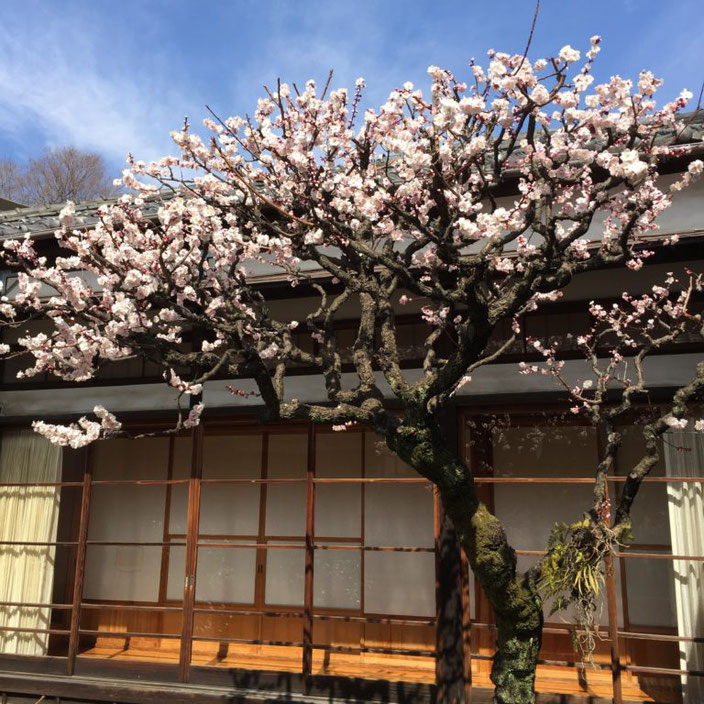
top-left (1, 353), bottom-right (699, 418)
top-left (0, 382), bottom-right (181, 417)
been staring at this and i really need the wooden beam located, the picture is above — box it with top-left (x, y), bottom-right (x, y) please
top-left (605, 551), bottom-right (623, 704)
top-left (178, 422), bottom-right (204, 683)
top-left (66, 448), bottom-right (93, 675)
top-left (434, 491), bottom-right (467, 703)
top-left (302, 422), bottom-right (316, 690)
top-left (434, 407), bottom-right (467, 704)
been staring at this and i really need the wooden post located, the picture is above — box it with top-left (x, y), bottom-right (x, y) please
top-left (434, 490), bottom-right (467, 704)
top-left (432, 407), bottom-right (469, 704)
top-left (178, 422), bottom-right (204, 683)
top-left (66, 451), bottom-right (93, 675)
top-left (302, 423), bottom-right (316, 691)
top-left (598, 426), bottom-right (623, 704)
top-left (605, 550), bottom-right (623, 704)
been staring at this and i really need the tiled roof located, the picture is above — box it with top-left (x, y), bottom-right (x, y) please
top-left (0, 197), bottom-right (26, 212)
top-left (0, 195), bottom-right (166, 241)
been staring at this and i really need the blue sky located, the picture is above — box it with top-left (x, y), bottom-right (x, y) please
top-left (0, 0), bottom-right (702, 177)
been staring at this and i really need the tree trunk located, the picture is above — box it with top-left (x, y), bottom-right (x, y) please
top-left (443, 496), bottom-right (543, 704)
top-left (490, 611), bottom-right (543, 704)
top-left (387, 422), bottom-right (543, 704)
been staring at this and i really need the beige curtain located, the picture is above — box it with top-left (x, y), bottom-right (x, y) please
top-left (664, 432), bottom-right (704, 704)
top-left (0, 430), bottom-right (62, 655)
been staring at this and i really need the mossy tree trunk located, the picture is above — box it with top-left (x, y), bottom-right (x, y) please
top-left (387, 419), bottom-right (543, 704)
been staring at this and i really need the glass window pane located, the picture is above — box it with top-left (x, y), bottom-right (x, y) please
top-left (200, 483), bottom-right (261, 537)
top-left (265, 485), bottom-right (306, 537)
top-left (172, 436), bottom-right (192, 479)
top-left (168, 484), bottom-right (189, 536)
top-left (192, 610), bottom-right (259, 645)
top-left (624, 483), bottom-right (671, 546)
top-left (516, 553), bottom-right (621, 627)
top-left (616, 424), bottom-right (666, 477)
top-left (0, 546), bottom-right (75, 657)
top-left (78, 606), bottom-right (182, 662)
top-left (315, 431), bottom-right (362, 538)
top-left (492, 425), bottom-right (598, 478)
top-left (265, 433), bottom-right (307, 537)
top-left (495, 484), bottom-right (594, 551)
top-left (492, 425), bottom-right (597, 551)
top-left (316, 484), bottom-right (361, 538)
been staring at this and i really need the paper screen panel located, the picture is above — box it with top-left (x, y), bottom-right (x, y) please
top-left (624, 555), bottom-right (677, 628)
top-left (199, 434), bottom-right (262, 537)
top-left (365, 483), bottom-right (434, 548)
top-left (314, 547), bottom-right (361, 610)
top-left (265, 433), bottom-right (307, 537)
top-left (492, 425), bottom-right (597, 551)
top-left (85, 438), bottom-right (171, 601)
top-left (616, 426), bottom-right (670, 545)
top-left (364, 431), bottom-right (415, 478)
top-left (315, 431), bottom-right (362, 538)
top-left (195, 544), bottom-right (257, 604)
top-left (91, 436), bottom-right (169, 480)
top-left (265, 543), bottom-right (305, 606)
top-left (83, 545), bottom-right (164, 602)
top-left (364, 551), bottom-right (435, 617)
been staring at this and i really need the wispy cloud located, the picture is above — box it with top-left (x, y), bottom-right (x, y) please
top-left (0, 0), bottom-right (702, 178)
top-left (0, 3), bottom-right (199, 172)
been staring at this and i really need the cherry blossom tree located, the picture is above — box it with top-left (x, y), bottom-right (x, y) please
top-left (1, 37), bottom-right (703, 704)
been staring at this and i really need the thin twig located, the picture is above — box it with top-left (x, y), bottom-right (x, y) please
top-left (514, 0), bottom-right (541, 75)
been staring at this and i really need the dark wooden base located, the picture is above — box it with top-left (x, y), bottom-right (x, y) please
top-left (0, 668), bottom-right (435, 704)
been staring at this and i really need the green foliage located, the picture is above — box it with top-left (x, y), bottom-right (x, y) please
top-left (539, 517), bottom-right (623, 663)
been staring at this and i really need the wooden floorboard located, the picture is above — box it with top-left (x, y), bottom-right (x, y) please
top-left (78, 642), bottom-right (681, 702)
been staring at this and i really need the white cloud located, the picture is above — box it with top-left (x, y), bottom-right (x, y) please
top-left (0, 8), bottom-right (199, 170)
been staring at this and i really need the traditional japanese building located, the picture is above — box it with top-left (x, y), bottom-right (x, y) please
top-left (0, 135), bottom-right (702, 704)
